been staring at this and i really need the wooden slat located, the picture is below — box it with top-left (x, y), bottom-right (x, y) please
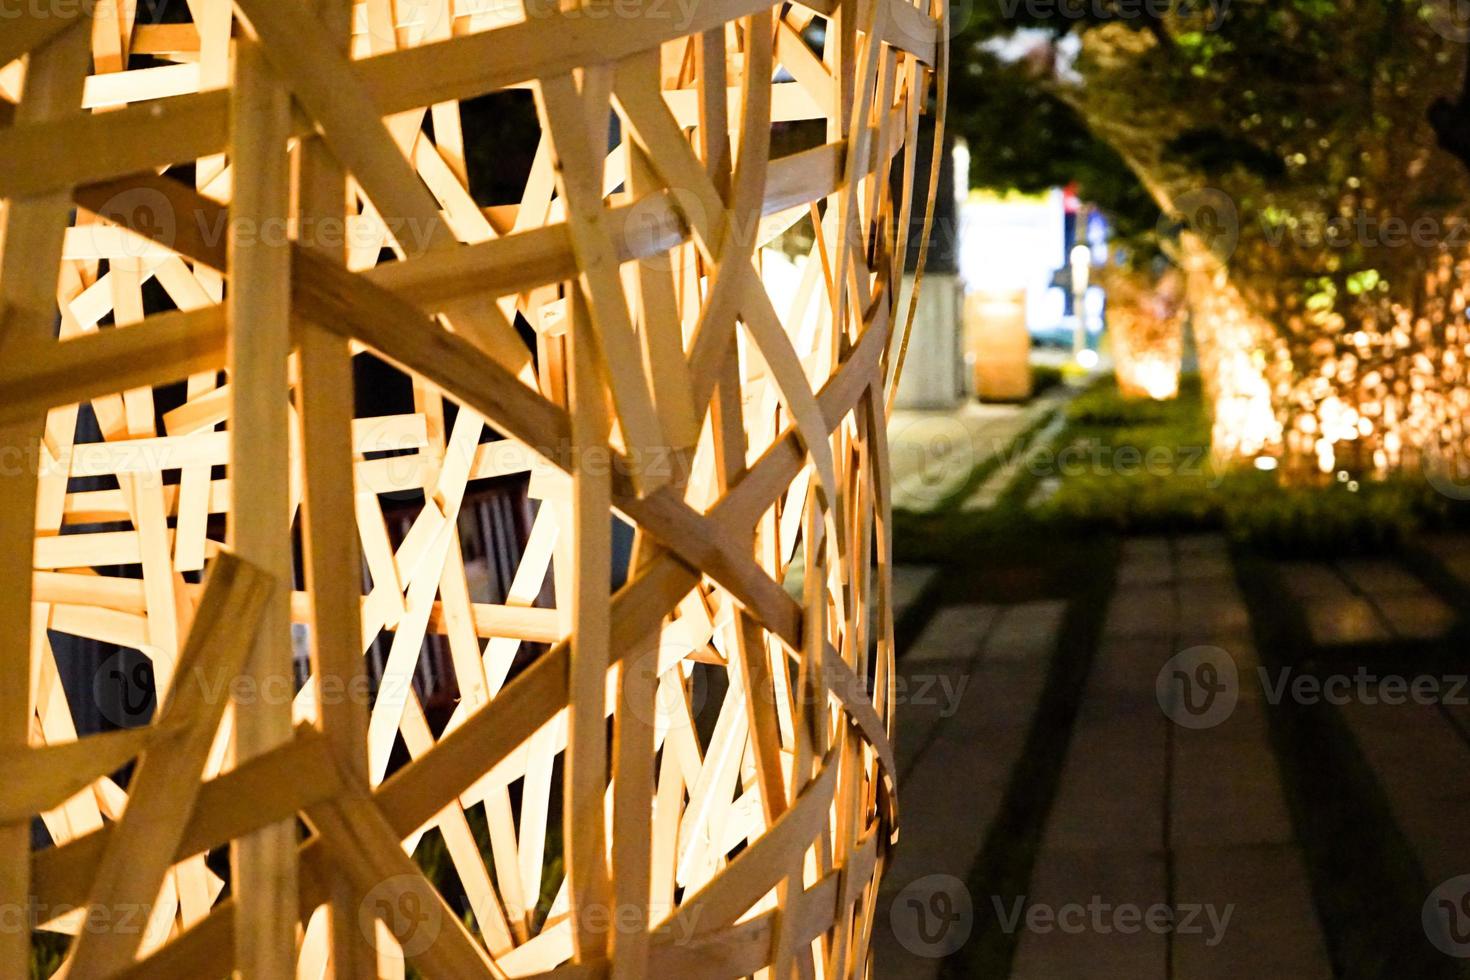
top-left (0, 306), bottom-right (227, 430)
top-left (64, 555), bottom-right (274, 977)
top-left (224, 37), bottom-right (299, 980)
top-left (0, 0), bottom-right (938, 973)
top-left (0, 14), bottom-right (87, 74)
top-left (0, 21), bottom-right (92, 977)
top-left (0, 726), bottom-right (155, 825)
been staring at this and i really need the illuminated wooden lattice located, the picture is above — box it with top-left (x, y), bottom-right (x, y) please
top-left (0, 0), bottom-right (943, 976)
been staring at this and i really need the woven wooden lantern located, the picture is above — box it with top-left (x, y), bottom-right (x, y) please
top-left (0, 0), bottom-right (942, 975)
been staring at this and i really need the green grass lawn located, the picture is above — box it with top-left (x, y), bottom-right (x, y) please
top-left (895, 374), bottom-right (1466, 562)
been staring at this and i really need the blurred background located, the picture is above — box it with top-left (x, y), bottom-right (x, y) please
top-left (876, 2), bottom-right (1470, 978)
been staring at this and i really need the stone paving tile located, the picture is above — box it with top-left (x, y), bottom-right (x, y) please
top-left (896, 664), bottom-right (1039, 779)
top-left (939, 662), bottom-right (1050, 743)
top-left (1010, 849), bottom-right (1168, 980)
top-left (962, 409), bottom-right (1068, 512)
top-left (890, 401), bottom-right (1035, 514)
top-left (1279, 557), bottom-right (1453, 645)
top-left (1443, 699), bottom-right (1470, 739)
top-left (1083, 637), bottom-right (1174, 712)
top-left (1172, 842), bottom-right (1332, 980)
top-left (1422, 532), bottom-right (1470, 587)
top-left (904, 603), bottom-right (997, 666)
top-left (1174, 534), bottom-right (1229, 558)
top-left (1174, 551), bottom-right (1233, 582)
top-left (1103, 585), bottom-right (1178, 639)
top-left (1117, 556), bottom-right (1173, 587)
top-left (890, 729), bottom-right (1024, 876)
top-left (1372, 592), bottom-right (1456, 641)
top-left (1337, 559), bottom-right (1431, 596)
top-left (872, 565), bottom-right (941, 644)
top-left (1046, 634), bottom-right (1171, 855)
top-left (1121, 536), bottom-right (1172, 565)
top-left (1043, 713), bottom-right (1167, 853)
top-left (1171, 698), bottom-right (1294, 849)
top-left (867, 941), bottom-right (942, 980)
top-left (1341, 701), bottom-right (1470, 890)
top-left (894, 698), bottom-right (949, 780)
top-left (892, 395), bottom-right (1073, 514)
top-left (893, 605), bottom-right (1061, 776)
top-left (984, 601), bottom-right (1066, 662)
top-left (1174, 626), bottom-right (1257, 659)
top-left (895, 603), bottom-right (994, 776)
top-left (1277, 561), bottom-right (1351, 599)
top-left (892, 565), bottom-right (940, 620)
top-left (1014, 535), bottom-right (1331, 979)
top-left (874, 598), bottom-right (1066, 979)
top-left (1301, 595), bottom-right (1393, 646)
top-left (1176, 578), bottom-right (1252, 636)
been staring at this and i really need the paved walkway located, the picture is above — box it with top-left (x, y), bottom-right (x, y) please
top-left (1422, 531), bottom-right (1470, 588)
top-left (1012, 536), bottom-right (1331, 979)
top-left (891, 565), bottom-right (939, 624)
top-left (872, 598), bottom-right (1066, 978)
top-left (1341, 697), bottom-right (1470, 922)
top-left (888, 397), bottom-right (1059, 513)
top-left (1253, 535), bottom-right (1470, 971)
top-left (1278, 559), bottom-right (1454, 646)
top-left (867, 564), bottom-right (941, 644)
top-left (871, 536), bottom-right (1470, 977)
top-left (1302, 538), bottom-right (1470, 966)
top-left (961, 408), bottom-right (1069, 512)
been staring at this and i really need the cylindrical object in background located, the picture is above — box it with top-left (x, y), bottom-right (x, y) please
top-left (965, 289), bottom-right (1032, 401)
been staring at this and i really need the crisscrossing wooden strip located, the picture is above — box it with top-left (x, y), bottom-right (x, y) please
top-left (0, 0), bottom-right (942, 975)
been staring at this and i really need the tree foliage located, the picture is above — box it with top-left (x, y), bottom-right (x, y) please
top-left (951, 1), bottom-right (1470, 475)
top-left (950, 0), bottom-right (1470, 274)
